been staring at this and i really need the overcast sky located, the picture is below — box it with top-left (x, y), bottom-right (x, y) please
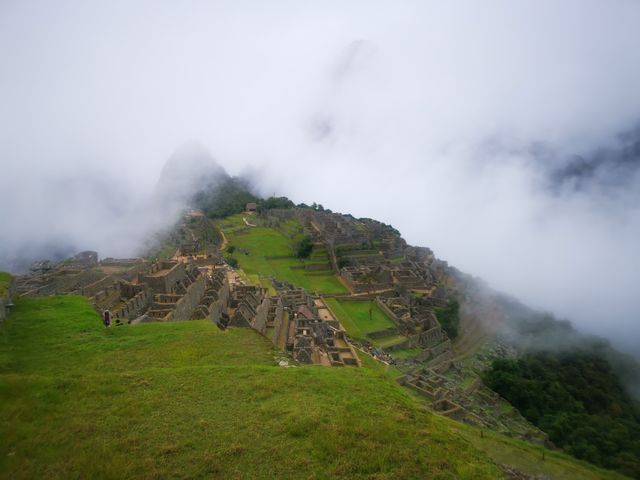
top-left (1, 0), bottom-right (639, 352)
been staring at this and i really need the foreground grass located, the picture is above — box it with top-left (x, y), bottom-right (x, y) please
top-left (0, 296), bottom-right (277, 376)
top-left (0, 296), bottom-right (504, 479)
top-left (452, 422), bottom-right (629, 480)
top-left (325, 298), bottom-right (405, 347)
top-left (0, 272), bottom-right (11, 296)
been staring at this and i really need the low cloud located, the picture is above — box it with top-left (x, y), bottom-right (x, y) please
top-left (1, 0), bottom-right (639, 353)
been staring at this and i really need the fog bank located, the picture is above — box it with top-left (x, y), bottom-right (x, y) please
top-left (1, 1), bottom-right (639, 353)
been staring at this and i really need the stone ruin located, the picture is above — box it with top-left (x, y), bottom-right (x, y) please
top-left (214, 279), bottom-right (360, 368)
top-left (17, 245), bottom-right (358, 368)
top-left (271, 281), bottom-right (360, 367)
top-left (73, 250), bottom-right (98, 265)
top-left (263, 209), bottom-right (446, 295)
top-left (237, 208), bottom-right (460, 370)
top-left (364, 291), bottom-right (452, 365)
top-left (16, 252), bottom-right (230, 325)
top-left (156, 209), bottom-right (223, 261)
top-left (398, 366), bottom-right (465, 421)
top-left (340, 265), bottom-right (393, 293)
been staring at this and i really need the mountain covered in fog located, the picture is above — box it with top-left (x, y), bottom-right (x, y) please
top-left (2, 144), bottom-right (640, 477)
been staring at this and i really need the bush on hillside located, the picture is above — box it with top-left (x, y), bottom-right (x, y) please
top-left (435, 299), bottom-right (460, 339)
top-left (296, 236), bottom-right (314, 259)
top-left (483, 350), bottom-right (640, 477)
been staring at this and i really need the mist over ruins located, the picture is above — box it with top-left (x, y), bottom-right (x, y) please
top-left (1, 2), bottom-right (640, 479)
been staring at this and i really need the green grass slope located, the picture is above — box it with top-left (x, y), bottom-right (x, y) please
top-left (221, 215), bottom-right (347, 294)
top-left (0, 272), bottom-right (11, 296)
top-left (324, 298), bottom-right (405, 348)
top-left (325, 299), bottom-right (395, 337)
top-left (0, 296), bottom-right (502, 479)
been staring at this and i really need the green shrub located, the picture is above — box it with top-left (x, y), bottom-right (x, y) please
top-left (295, 236), bottom-right (313, 259)
top-left (483, 350), bottom-right (640, 478)
top-left (435, 299), bottom-right (460, 339)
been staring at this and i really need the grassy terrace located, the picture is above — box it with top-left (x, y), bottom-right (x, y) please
top-left (325, 299), bottom-right (395, 337)
top-left (0, 295), bottom-right (505, 479)
top-left (220, 215), bottom-right (347, 294)
top-left (388, 348), bottom-right (422, 360)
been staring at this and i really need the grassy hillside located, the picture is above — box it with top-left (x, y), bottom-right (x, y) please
top-left (0, 272), bottom-right (11, 296)
top-left (0, 296), bottom-right (501, 479)
top-left (0, 296), bottom-right (628, 479)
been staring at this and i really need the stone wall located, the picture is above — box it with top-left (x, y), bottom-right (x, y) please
top-left (209, 299), bottom-right (224, 325)
top-left (100, 258), bottom-right (141, 267)
top-left (428, 339), bottom-right (451, 358)
top-left (80, 275), bottom-right (115, 297)
top-left (140, 262), bottom-right (186, 293)
top-left (166, 275), bottom-right (206, 321)
top-left (120, 261), bottom-right (153, 282)
top-left (367, 327), bottom-right (400, 339)
top-left (112, 285), bottom-right (151, 321)
top-left (91, 283), bottom-right (122, 311)
top-left (50, 269), bottom-right (104, 295)
top-left (273, 299), bottom-right (284, 335)
top-left (271, 308), bottom-right (286, 347)
top-left (375, 298), bottom-right (402, 325)
top-left (251, 296), bottom-right (271, 335)
top-left (418, 326), bottom-right (447, 348)
top-left (208, 275), bottom-right (231, 324)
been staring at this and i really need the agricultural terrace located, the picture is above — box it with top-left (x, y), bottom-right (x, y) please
top-left (324, 298), bottom-right (406, 347)
top-left (219, 215), bottom-right (347, 294)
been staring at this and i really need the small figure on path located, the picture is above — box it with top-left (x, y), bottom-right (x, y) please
top-left (103, 309), bottom-right (111, 327)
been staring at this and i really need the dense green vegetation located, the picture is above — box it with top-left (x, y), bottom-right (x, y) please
top-left (0, 296), bottom-right (509, 479)
top-left (435, 299), bottom-right (460, 339)
top-left (484, 350), bottom-right (640, 477)
top-left (256, 196), bottom-right (295, 212)
top-left (194, 178), bottom-right (297, 219)
top-left (295, 235), bottom-right (313, 259)
top-left (0, 272), bottom-right (11, 296)
top-left (194, 177), bottom-right (258, 218)
top-left (186, 216), bottom-right (223, 250)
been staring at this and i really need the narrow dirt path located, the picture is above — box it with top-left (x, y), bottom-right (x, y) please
top-left (242, 216), bottom-right (257, 227)
top-left (220, 229), bottom-right (228, 250)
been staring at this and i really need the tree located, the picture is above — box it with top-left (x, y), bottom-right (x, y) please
top-left (195, 177), bottom-right (259, 218)
top-left (257, 196), bottom-right (295, 212)
top-left (296, 236), bottom-right (313, 259)
top-left (483, 350), bottom-right (640, 478)
top-left (435, 299), bottom-right (460, 339)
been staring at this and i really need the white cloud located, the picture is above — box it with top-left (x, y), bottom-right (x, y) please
top-left (1, 0), bottom-right (639, 351)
